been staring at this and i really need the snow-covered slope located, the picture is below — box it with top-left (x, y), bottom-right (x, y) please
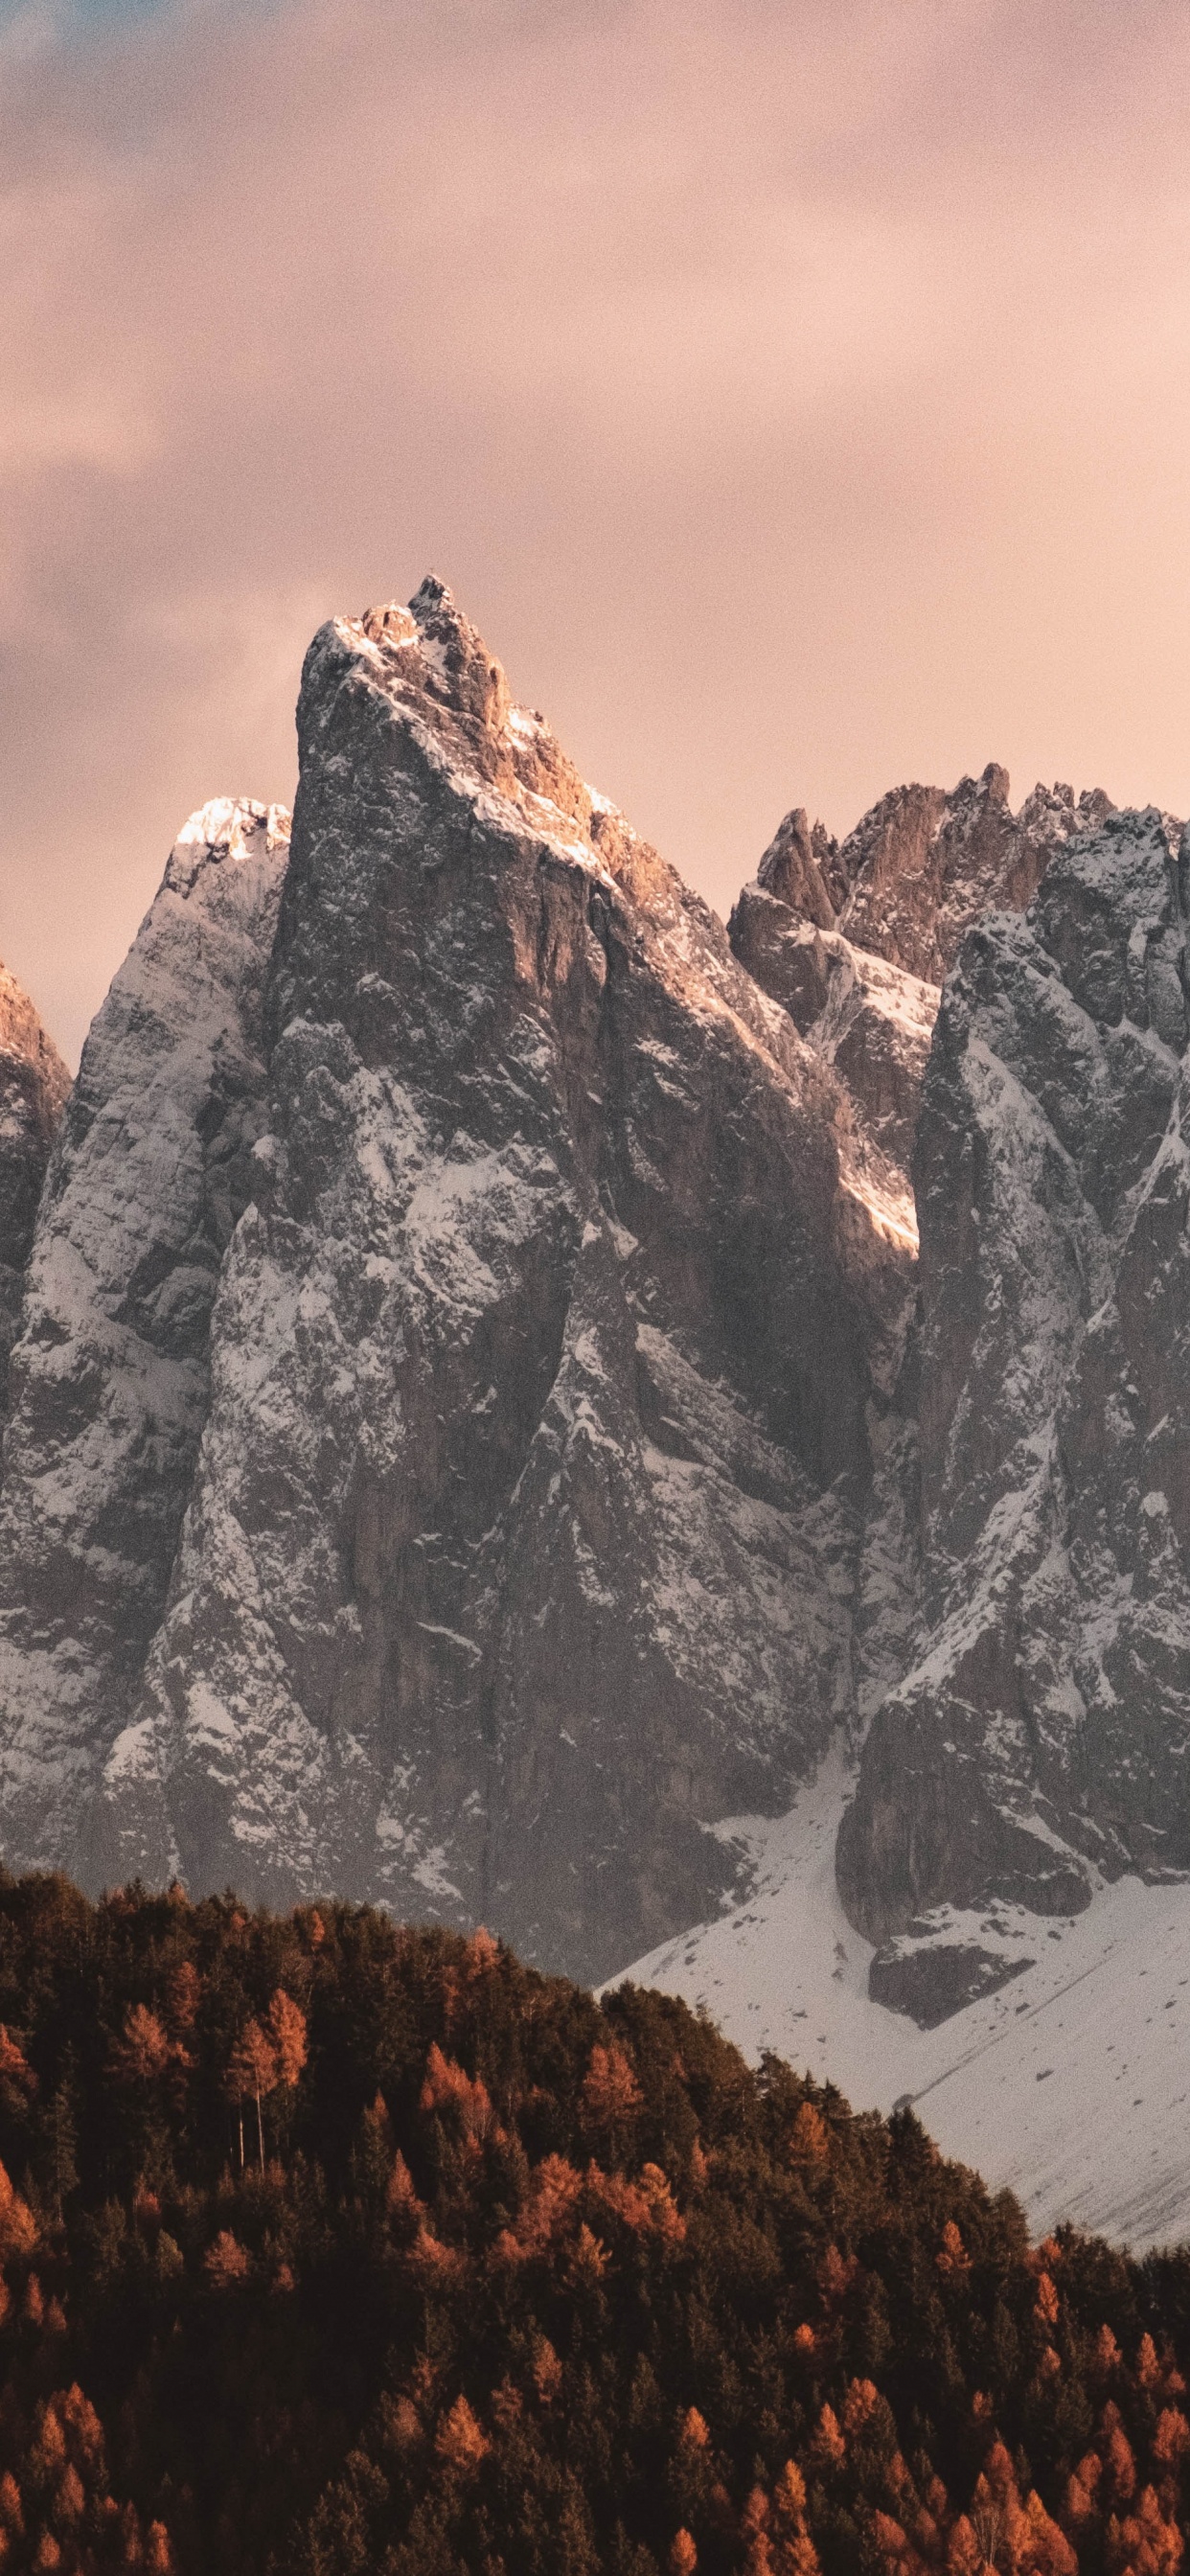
top-left (620, 1744), bottom-right (1190, 2253)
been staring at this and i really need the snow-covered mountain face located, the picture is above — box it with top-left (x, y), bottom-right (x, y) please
top-left (734, 770), bottom-right (1190, 2031)
top-left (838, 807), bottom-right (1190, 2016)
top-left (0, 801), bottom-right (290, 1881)
top-left (624, 791), bottom-right (1190, 2248)
top-left (0, 582), bottom-right (925, 1979)
top-left (0, 577), bottom-right (1184, 2060)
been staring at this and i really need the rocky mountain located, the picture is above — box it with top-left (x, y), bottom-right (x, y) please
top-left (0, 800), bottom-right (289, 1886)
top-left (751, 765), bottom-right (1117, 986)
top-left (716, 769), bottom-right (1190, 2034)
top-left (0, 577), bottom-right (1185, 2064)
top-left (0, 960), bottom-right (71, 1402)
top-left (837, 803), bottom-right (1190, 2017)
top-left (0, 584), bottom-right (924, 1981)
top-left (630, 784), bottom-right (1190, 2236)
top-left (727, 768), bottom-right (1125, 1210)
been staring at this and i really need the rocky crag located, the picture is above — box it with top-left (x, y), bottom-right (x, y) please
top-left (749, 764), bottom-right (1116, 984)
top-left (0, 582), bottom-right (1182, 2011)
top-left (838, 805), bottom-right (1190, 2018)
top-left (728, 767), bottom-right (1122, 1209)
top-left (0, 802), bottom-right (290, 1885)
top-left (0, 586), bottom-right (925, 1981)
top-left (740, 767), bottom-right (1190, 2023)
top-left (0, 963), bottom-right (71, 1403)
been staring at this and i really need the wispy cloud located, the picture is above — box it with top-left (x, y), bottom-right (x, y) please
top-left (4, 0), bottom-right (1190, 1060)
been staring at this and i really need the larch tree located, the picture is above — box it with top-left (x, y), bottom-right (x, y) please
top-left (226, 2021), bottom-right (278, 2173)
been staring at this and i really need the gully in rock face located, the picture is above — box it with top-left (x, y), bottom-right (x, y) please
top-left (0, 581), bottom-right (1179, 2046)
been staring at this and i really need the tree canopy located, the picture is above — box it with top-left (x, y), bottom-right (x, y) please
top-left (0, 1870), bottom-right (1179, 2576)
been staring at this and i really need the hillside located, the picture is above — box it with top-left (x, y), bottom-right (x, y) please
top-left (625, 1751), bottom-right (1190, 2255)
top-left (0, 1875), bottom-right (1182, 2574)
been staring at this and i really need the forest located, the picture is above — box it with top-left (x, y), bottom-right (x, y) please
top-left (0, 1871), bottom-right (1179, 2574)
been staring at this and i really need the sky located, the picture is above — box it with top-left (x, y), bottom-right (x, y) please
top-left (5, 0), bottom-right (1190, 1063)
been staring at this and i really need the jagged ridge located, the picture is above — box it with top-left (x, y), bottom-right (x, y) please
top-left (0, 584), bottom-right (923, 1982)
top-left (0, 579), bottom-right (1178, 2033)
top-left (838, 805), bottom-right (1190, 2012)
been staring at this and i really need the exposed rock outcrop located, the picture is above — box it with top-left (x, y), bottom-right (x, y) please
top-left (838, 808), bottom-right (1190, 2013)
top-left (0, 586), bottom-right (918, 1977)
top-left (0, 962), bottom-right (71, 1402)
top-left (0, 800), bottom-right (289, 1878)
top-left (836, 770), bottom-right (1117, 985)
top-left (729, 885), bottom-right (936, 1191)
top-left (751, 769), bottom-right (1115, 987)
top-left (729, 772), bottom-right (1119, 1228)
top-left (2, 581), bottom-right (1179, 2021)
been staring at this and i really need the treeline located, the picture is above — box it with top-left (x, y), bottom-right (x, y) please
top-left (0, 1874), bottom-right (1181, 2574)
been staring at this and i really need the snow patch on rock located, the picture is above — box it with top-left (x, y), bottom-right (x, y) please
top-left (0, 797), bottom-right (289, 1881)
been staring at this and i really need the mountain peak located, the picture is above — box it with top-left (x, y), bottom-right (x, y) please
top-left (358, 575), bottom-right (513, 739)
top-left (163, 796), bottom-right (291, 900)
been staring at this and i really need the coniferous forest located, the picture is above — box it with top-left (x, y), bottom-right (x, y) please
top-left (0, 1874), bottom-right (1181, 2575)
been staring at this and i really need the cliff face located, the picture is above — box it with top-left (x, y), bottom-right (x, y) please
top-left (0, 581), bottom-right (1182, 2016)
top-left (0, 585), bottom-right (915, 1979)
top-left (835, 770), bottom-right (1121, 984)
top-left (0, 963), bottom-right (71, 1404)
top-left (729, 879), bottom-right (937, 1198)
top-left (0, 801), bottom-right (289, 1881)
top-left (837, 808), bottom-right (1190, 2015)
top-left (732, 770), bottom-right (1190, 2026)
top-left (729, 772), bottom-right (1125, 1215)
top-left (758, 767), bottom-right (1117, 986)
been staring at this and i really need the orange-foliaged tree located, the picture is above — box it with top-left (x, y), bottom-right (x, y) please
top-left (0, 1875), bottom-right (1179, 2570)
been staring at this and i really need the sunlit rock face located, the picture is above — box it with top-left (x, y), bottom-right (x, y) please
top-left (0, 579), bottom-right (1180, 2017)
top-left (0, 961), bottom-right (71, 1408)
top-left (729, 874), bottom-right (937, 1221)
top-left (825, 766), bottom-right (1116, 986)
top-left (838, 808), bottom-right (1190, 2014)
top-left (0, 582), bottom-right (915, 1979)
top-left (729, 770), bottom-right (1126, 1224)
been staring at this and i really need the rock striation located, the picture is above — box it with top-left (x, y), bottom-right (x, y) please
top-left (0, 582), bottom-right (1181, 2019)
top-left (0, 586), bottom-right (918, 1979)
top-left (730, 771), bottom-right (1124, 1213)
top-left (0, 962), bottom-right (71, 1403)
top-left (838, 807), bottom-right (1190, 2015)
top-left (0, 801), bottom-right (289, 1882)
top-left (729, 871), bottom-right (936, 1205)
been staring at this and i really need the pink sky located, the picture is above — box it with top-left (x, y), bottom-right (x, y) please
top-left (4, 0), bottom-right (1190, 1061)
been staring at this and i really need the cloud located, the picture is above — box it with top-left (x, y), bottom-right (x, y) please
top-left (3, 0), bottom-right (1190, 1060)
